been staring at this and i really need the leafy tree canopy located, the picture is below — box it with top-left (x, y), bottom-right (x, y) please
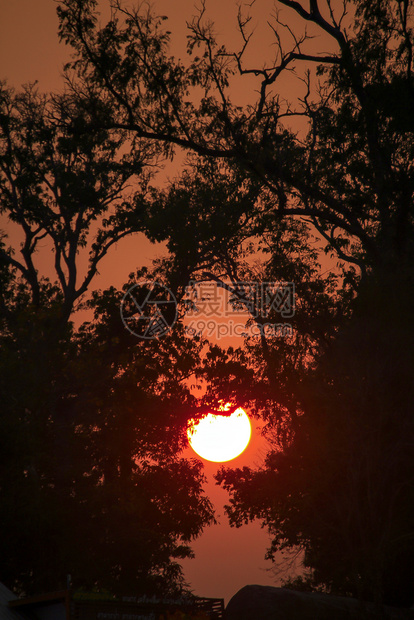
top-left (1, 0), bottom-right (414, 609)
top-left (54, 0), bottom-right (414, 607)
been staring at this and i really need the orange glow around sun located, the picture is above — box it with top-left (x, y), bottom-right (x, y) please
top-left (187, 406), bottom-right (251, 463)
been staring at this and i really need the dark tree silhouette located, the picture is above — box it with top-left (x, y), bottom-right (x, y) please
top-left (54, 0), bottom-right (414, 608)
top-left (0, 83), bottom-right (214, 596)
top-left (2, 0), bottom-right (414, 608)
top-left (56, 0), bottom-right (414, 277)
top-left (0, 279), bottom-right (214, 596)
top-left (0, 82), bottom-right (152, 322)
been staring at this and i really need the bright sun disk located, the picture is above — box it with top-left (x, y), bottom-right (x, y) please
top-left (187, 407), bottom-right (251, 462)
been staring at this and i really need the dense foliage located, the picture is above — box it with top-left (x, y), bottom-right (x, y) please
top-left (1, 0), bottom-right (414, 609)
top-left (0, 84), bottom-right (214, 597)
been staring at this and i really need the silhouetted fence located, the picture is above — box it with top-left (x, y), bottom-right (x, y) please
top-left (71, 593), bottom-right (224, 620)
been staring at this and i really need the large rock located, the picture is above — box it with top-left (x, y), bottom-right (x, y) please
top-left (0, 582), bottom-right (26, 620)
top-left (225, 585), bottom-right (414, 620)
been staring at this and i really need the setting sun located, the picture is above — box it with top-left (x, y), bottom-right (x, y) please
top-left (187, 407), bottom-right (252, 463)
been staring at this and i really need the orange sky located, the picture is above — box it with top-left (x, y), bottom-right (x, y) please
top-left (0, 0), bottom-right (328, 603)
